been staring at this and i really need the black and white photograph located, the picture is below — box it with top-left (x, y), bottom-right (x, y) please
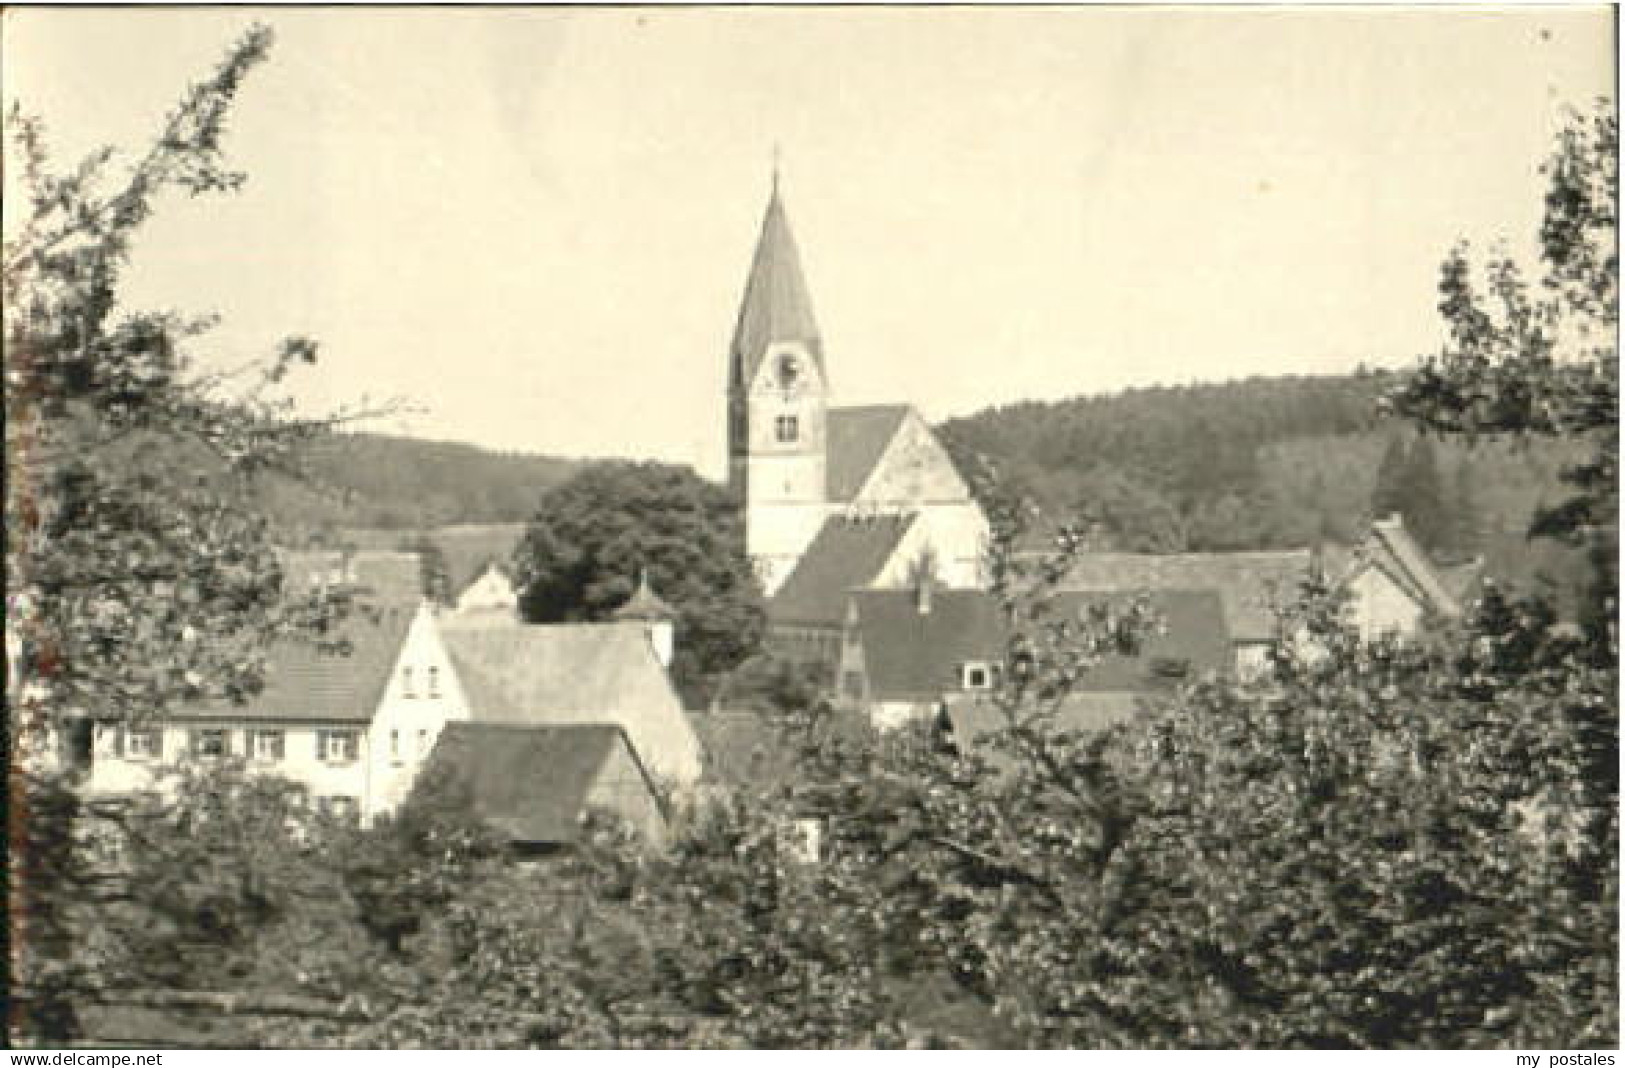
top-left (4, 3), bottom-right (1618, 1051)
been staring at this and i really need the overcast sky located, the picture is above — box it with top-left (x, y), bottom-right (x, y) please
top-left (4, 6), bottom-right (1614, 478)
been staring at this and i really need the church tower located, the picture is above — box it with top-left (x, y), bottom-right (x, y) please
top-left (727, 174), bottom-right (828, 510)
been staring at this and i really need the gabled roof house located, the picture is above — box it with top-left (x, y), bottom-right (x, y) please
top-left (89, 598), bottom-right (473, 822)
top-left (421, 721), bottom-right (667, 848)
top-left (838, 585), bottom-right (1231, 731)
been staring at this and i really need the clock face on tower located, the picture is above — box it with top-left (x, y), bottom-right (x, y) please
top-left (774, 352), bottom-right (801, 391)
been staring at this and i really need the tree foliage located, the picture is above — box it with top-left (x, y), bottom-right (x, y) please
top-left (5, 27), bottom-right (372, 1041)
top-left (1387, 100), bottom-right (1617, 642)
top-left (512, 461), bottom-right (766, 705)
top-left (4, 25), bottom-right (352, 736)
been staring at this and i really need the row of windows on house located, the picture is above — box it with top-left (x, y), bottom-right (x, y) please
top-left (107, 725), bottom-right (431, 765)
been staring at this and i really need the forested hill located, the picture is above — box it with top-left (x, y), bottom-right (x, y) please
top-left (937, 372), bottom-right (1586, 582)
top-left (256, 431), bottom-right (588, 534)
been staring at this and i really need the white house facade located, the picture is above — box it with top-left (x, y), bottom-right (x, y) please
top-left (88, 599), bottom-right (472, 823)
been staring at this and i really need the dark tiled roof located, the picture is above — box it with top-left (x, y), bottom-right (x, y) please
top-left (944, 692), bottom-right (1143, 740)
top-left (941, 692), bottom-right (1145, 770)
top-left (1052, 551), bottom-right (1313, 644)
top-left (768, 513), bottom-right (918, 628)
top-left (730, 187), bottom-right (824, 390)
top-left (421, 722), bottom-right (650, 844)
top-left (826, 405), bottom-right (911, 501)
top-left (850, 589), bottom-right (1004, 700)
top-left (179, 604), bottom-right (416, 722)
top-left (852, 588), bottom-right (1231, 701)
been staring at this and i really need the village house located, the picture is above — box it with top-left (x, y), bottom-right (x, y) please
top-left (88, 597), bottom-right (472, 823)
top-left (836, 583), bottom-right (1232, 731)
top-left (88, 544), bottom-right (699, 841)
top-left (726, 176), bottom-right (989, 601)
top-left (438, 575), bottom-right (703, 789)
top-left (448, 558), bottom-right (521, 621)
top-left (1051, 514), bottom-right (1468, 674)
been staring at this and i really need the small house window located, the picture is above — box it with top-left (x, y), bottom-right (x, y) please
top-left (389, 729), bottom-right (401, 764)
top-left (427, 666), bottom-right (440, 698)
top-left (842, 670), bottom-right (865, 699)
top-left (192, 728), bottom-right (229, 759)
top-left (126, 729), bottom-right (162, 760)
top-left (416, 728), bottom-right (429, 759)
top-left (402, 667), bottom-right (415, 698)
top-left (317, 729), bottom-right (359, 765)
top-left (775, 415), bottom-right (800, 443)
top-left (251, 729), bottom-right (285, 763)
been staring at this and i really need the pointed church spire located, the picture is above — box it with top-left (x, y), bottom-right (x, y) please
top-left (729, 167), bottom-right (824, 391)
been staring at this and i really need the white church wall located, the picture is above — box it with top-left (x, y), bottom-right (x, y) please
top-left (854, 410), bottom-right (975, 506)
top-left (748, 502), bottom-right (833, 596)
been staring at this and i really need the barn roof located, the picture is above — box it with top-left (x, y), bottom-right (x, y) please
top-left (421, 722), bottom-right (651, 844)
top-left (769, 512), bottom-right (917, 628)
top-left (441, 621), bottom-right (701, 783)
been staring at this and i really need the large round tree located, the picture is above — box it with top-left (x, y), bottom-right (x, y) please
top-left (512, 461), bottom-right (766, 706)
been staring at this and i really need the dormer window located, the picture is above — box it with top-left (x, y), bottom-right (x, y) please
top-left (775, 415), bottom-right (800, 443)
top-left (960, 661), bottom-right (1001, 691)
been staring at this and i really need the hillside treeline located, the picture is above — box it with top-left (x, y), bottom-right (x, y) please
top-left (256, 432), bottom-right (585, 534)
top-left (938, 373), bottom-right (1584, 573)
